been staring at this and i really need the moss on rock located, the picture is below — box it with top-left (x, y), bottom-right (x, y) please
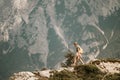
top-left (49, 69), bottom-right (78, 80)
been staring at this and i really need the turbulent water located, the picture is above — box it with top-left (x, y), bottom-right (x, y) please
top-left (0, 0), bottom-right (120, 80)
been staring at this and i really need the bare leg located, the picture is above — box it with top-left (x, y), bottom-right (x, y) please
top-left (79, 58), bottom-right (84, 64)
top-left (78, 54), bottom-right (84, 64)
top-left (73, 56), bottom-right (77, 65)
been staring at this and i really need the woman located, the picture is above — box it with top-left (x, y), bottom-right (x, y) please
top-left (73, 42), bottom-right (84, 66)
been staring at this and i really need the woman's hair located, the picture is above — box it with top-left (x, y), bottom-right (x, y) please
top-left (73, 42), bottom-right (78, 45)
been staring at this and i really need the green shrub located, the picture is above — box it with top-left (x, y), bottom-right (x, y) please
top-left (49, 69), bottom-right (79, 80)
top-left (104, 73), bottom-right (120, 80)
top-left (61, 51), bottom-right (75, 67)
top-left (74, 64), bottom-right (101, 74)
top-left (74, 64), bottom-right (104, 80)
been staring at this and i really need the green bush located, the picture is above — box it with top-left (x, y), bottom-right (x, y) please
top-left (61, 51), bottom-right (75, 67)
top-left (49, 69), bottom-right (79, 80)
top-left (74, 64), bottom-right (104, 80)
top-left (74, 64), bottom-right (101, 74)
top-left (104, 73), bottom-right (120, 80)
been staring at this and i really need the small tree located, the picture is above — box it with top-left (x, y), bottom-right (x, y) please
top-left (61, 50), bottom-right (75, 67)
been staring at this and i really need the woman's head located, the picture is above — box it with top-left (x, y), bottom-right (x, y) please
top-left (73, 42), bottom-right (78, 46)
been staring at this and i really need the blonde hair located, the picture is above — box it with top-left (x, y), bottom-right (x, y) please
top-left (73, 42), bottom-right (78, 45)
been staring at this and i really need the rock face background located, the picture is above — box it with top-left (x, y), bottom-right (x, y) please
top-left (0, 0), bottom-right (120, 80)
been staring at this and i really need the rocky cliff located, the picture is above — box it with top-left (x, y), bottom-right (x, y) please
top-left (9, 59), bottom-right (120, 80)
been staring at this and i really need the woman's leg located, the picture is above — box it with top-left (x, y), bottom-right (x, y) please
top-left (73, 52), bottom-right (79, 65)
top-left (73, 56), bottom-right (77, 65)
top-left (80, 58), bottom-right (84, 64)
top-left (78, 54), bottom-right (84, 64)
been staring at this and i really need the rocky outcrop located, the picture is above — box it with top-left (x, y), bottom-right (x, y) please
top-left (9, 59), bottom-right (120, 80)
top-left (91, 59), bottom-right (120, 73)
top-left (9, 71), bottom-right (39, 80)
top-left (9, 71), bottom-right (48, 80)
